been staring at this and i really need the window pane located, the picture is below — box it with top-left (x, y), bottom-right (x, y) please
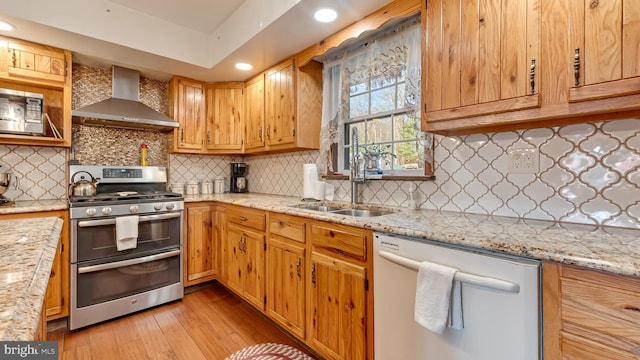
top-left (371, 76), bottom-right (384, 90)
top-left (394, 141), bottom-right (424, 170)
top-left (366, 117), bottom-right (392, 143)
top-left (393, 114), bottom-right (418, 141)
top-left (349, 93), bottom-right (369, 117)
top-left (371, 87), bottom-right (396, 114)
top-left (350, 81), bottom-right (368, 96)
top-left (396, 82), bottom-right (406, 109)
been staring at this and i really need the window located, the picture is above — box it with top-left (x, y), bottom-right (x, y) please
top-left (318, 16), bottom-right (432, 177)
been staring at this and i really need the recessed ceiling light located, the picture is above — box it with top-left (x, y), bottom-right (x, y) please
top-left (314, 8), bottom-right (337, 23)
top-left (0, 21), bottom-right (15, 31)
top-left (235, 63), bottom-right (252, 71)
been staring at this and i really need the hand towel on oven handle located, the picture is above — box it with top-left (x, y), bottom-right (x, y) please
top-left (115, 215), bottom-right (139, 251)
top-left (414, 261), bottom-right (463, 334)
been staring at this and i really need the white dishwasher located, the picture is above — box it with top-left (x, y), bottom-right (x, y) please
top-left (373, 232), bottom-right (541, 360)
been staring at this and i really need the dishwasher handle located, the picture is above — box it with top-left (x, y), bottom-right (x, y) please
top-left (378, 250), bottom-right (520, 293)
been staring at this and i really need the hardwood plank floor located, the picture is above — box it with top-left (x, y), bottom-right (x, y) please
top-left (48, 282), bottom-right (315, 359)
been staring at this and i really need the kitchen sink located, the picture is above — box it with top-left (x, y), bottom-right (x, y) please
top-left (330, 208), bottom-right (395, 217)
top-left (289, 203), bottom-right (395, 217)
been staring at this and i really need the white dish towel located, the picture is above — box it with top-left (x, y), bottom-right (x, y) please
top-left (414, 261), bottom-right (463, 334)
top-left (115, 215), bottom-right (139, 251)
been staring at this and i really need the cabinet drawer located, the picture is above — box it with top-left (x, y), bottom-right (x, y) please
top-left (269, 213), bottom-right (305, 243)
top-left (562, 330), bottom-right (639, 360)
top-left (226, 206), bottom-right (266, 231)
top-left (561, 276), bottom-right (640, 343)
top-left (310, 222), bottom-right (368, 262)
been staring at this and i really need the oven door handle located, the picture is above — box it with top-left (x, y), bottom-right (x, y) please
top-left (78, 249), bottom-right (181, 274)
top-left (77, 212), bottom-right (181, 228)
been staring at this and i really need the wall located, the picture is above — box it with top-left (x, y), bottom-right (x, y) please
top-left (0, 145), bottom-right (66, 201)
top-left (246, 118), bottom-right (640, 229)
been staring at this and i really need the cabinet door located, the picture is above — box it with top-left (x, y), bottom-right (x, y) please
top-left (267, 237), bottom-right (305, 338)
top-left (423, 0), bottom-right (540, 124)
top-left (185, 205), bottom-right (216, 286)
top-left (244, 74), bottom-right (266, 151)
top-left (7, 40), bottom-right (66, 84)
top-left (242, 227), bottom-right (266, 310)
top-left (265, 59), bottom-right (296, 147)
top-left (44, 210), bottom-right (69, 321)
top-left (308, 252), bottom-right (366, 360)
top-left (171, 77), bottom-right (205, 152)
top-left (568, 0), bottom-right (640, 102)
top-left (205, 83), bottom-right (244, 152)
top-left (226, 223), bottom-right (245, 295)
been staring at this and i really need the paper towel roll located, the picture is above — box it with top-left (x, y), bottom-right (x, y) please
top-left (303, 164), bottom-right (318, 199)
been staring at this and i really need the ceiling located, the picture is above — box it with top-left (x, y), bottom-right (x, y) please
top-left (0, 0), bottom-right (393, 82)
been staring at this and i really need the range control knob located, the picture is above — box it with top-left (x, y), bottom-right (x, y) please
top-left (86, 208), bottom-right (97, 216)
top-left (154, 203), bottom-right (163, 211)
top-left (166, 202), bottom-right (175, 211)
top-left (130, 205), bottom-right (139, 214)
top-left (102, 207), bottom-right (112, 215)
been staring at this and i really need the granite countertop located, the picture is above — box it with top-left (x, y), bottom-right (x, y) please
top-left (0, 199), bottom-right (68, 215)
top-left (186, 193), bottom-right (640, 277)
top-left (0, 216), bottom-right (63, 340)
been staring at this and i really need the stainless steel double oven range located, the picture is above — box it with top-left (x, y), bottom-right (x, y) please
top-left (68, 165), bottom-right (184, 330)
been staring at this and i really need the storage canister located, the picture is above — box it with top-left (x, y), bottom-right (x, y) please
top-left (214, 176), bottom-right (225, 194)
top-left (170, 182), bottom-right (184, 194)
top-left (200, 180), bottom-right (212, 195)
top-left (186, 181), bottom-right (199, 195)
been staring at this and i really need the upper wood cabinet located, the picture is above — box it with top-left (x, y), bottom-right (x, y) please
top-left (259, 57), bottom-right (322, 153)
top-left (568, 0), bottom-right (640, 103)
top-left (423, 0), bottom-right (540, 124)
top-left (205, 82), bottom-right (244, 153)
top-left (169, 76), bottom-right (205, 153)
top-left (0, 36), bottom-right (72, 147)
top-left (244, 73), bottom-right (266, 153)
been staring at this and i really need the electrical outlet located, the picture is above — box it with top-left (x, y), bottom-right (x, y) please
top-left (508, 148), bottom-right (539, 174)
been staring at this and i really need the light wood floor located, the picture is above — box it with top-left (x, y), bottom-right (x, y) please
top-left (48, 282), bottom-right (314, 359)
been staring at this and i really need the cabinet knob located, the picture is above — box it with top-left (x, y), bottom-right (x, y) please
top-left (574, 48), bottom-right (581, 86)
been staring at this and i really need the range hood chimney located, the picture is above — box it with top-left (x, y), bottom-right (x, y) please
top-left (72, 66), bottom-right (178, 131)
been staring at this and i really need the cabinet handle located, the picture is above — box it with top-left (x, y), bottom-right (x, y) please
top-left (238, 236), bottom-right (243, 254)
top-left (258, 127), bottom-right (263, 141)
top-left (574, 48), bottom-right (581, 86)
top-left (311, 263), bottom-right (316, 288)
top-left (10, 49), bottom-right (16, 67)
top-left (180, 128), bottom-right (185, 143)
top-left (266, 125), bottom-right (271, 139)
top-left (239, 216), bottom-right (248, 222)
top-left (529, 59), bottom-right (536, 94)
top-left (296, 258), bottom-right (301, 280)
top-left (241, 236), bottom-right (246, 253)
top-left (207, 131), bottom-right (211, 144)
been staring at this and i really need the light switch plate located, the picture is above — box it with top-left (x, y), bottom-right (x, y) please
top-left (507, 148), bottom-right (539, 174)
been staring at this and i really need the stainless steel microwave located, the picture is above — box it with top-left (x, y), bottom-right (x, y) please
top-left (0, 88), bottom-right (44, 135)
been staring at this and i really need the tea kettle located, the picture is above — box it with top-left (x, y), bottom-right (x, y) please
top-left (70, 171), bottom-right (100, 197)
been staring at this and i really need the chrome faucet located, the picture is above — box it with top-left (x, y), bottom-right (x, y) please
top-left (350, 128), bottom-right (366, 204)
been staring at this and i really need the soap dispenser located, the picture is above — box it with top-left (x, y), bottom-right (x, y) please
top-left (407, 183), bottom-right (417, 210)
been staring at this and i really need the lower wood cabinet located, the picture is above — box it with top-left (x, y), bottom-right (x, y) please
top-left (308, 221), bottom-right (371, 360)
top-left (184, 203), bottom-right (221, 286)
top-left (1, 210), bottom-right (69, 321)
top-left (544, 261), bottom-right (640, 359)
top-left (224, 205), bottom-right (267, 311)
top-left (267, 213), bottom-right (307, 338)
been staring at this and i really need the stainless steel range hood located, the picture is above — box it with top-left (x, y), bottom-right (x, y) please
top-left (72, 66), bottom-right (178, 131)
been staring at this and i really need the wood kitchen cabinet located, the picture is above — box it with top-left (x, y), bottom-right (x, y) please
top-left (568, 0), bottom-right (640, 103)
top-left (543, 261), bottom-right (640, 359)
top-left (225, 205), bottom-right (266, 310)
top-left (205, 82), bottom-right (244, 153)
top-left (184, 203), bottom-right (221, 286)
top-left (307, 221), bottom-right (371, 360)
top-left (0, 36), bottom-right (72, 147)
top-left (243, 73), bottom-right (265, 153)
top-left (421, 0), bottom-right (640, 136)
top-left (169, 76), bottom-right (206, 153)
top-left (1, 210), bottom-right (69, 321)
top-left (266, 213), bottom-right (307, 338)
top-left (260, 57), bottom-right (322, 153)
top-left (423, 0), bottom-right (540, 124)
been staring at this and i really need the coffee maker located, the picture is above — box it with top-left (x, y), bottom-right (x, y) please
top-left (230, 162), bottom-right (248, 193)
